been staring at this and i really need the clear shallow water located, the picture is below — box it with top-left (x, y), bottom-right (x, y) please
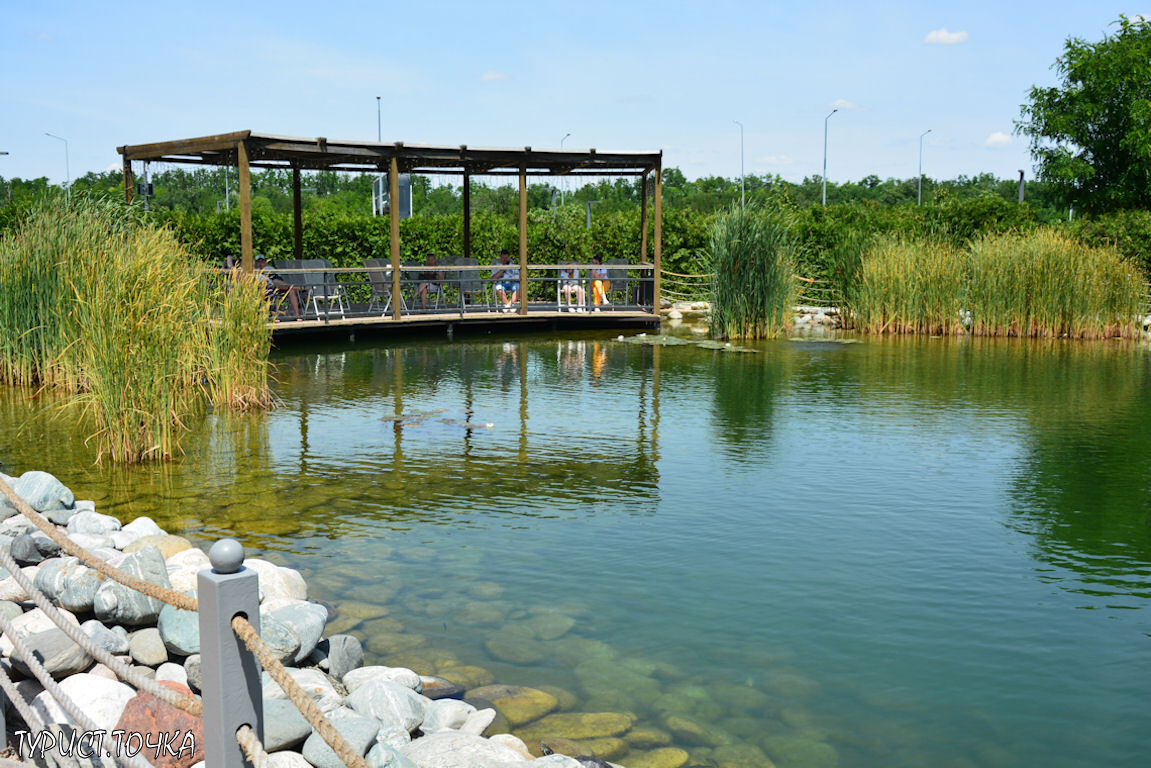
top-left (2, 333), bottom-right (1150, 767)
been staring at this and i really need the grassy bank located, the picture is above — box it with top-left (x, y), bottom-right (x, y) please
top-left (0, 198), bottom-right (272, 462)
top-left (852, 230), bottom-right (1145, 339)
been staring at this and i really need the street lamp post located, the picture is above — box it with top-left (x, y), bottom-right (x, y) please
top-left (45, 133), bottom-right (70, 205)
top-left (560, 133), bottom-right (571, 205)
top-left (822, 109), bottom-right (837, 207)
top-left (917, 129), bottom-right (932, 206)
top-left (734, 120), bottom-right (745, 210)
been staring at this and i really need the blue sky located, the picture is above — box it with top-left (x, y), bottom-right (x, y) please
top-left (0, 1), bottom-right (1144, 186)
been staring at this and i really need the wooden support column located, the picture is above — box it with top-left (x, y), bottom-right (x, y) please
top-left (122, 157), bottom-right (134, 204)
top-left (238, 141), bottom-right (253, 273)
top-left (292, 165), bottom-right (303, 261)
top-left (389, 156), bottom-right (402, 320)
top-left (639, 170), bottom-right (649, 264)
top-left (652, 157), bottom-right (662, 315)
top-left (518, 166), bottom-right (528, 316)
top-left (462, 170), bottom-right (472, 261)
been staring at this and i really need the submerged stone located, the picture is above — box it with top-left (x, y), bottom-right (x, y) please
top-left (469, 684), bottom-right (558, 727)
top-left (515, 712), bottom-right (635, 742)
top-left (626, 747), bottom-right (690, 768)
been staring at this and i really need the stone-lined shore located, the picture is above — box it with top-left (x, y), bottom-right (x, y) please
top-left (0, 470), bottom-right (668, 768)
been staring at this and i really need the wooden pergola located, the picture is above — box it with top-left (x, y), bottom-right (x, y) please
top-left (117, 131), bottom-right (663, 317)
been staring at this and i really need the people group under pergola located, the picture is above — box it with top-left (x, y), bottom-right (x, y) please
top-left (117, 131), bottom-right (664, 317)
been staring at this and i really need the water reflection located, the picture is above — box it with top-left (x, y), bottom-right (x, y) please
top-left (1, 335), bottom-right (1150, 767)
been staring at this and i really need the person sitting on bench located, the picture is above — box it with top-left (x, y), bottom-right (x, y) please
top-left (254, 255), bottom-right (302, 319)
top-left (492, 249), bottom-right (520, 311)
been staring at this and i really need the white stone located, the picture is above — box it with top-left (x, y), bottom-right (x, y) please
top-left (666, 309), bottom-right (683, 320)
top-left (492, 757), bottom-right (582, 768)
top-left (31, 674), bottom-right (134, 732)
top-left (156, 661), bottom-right (189, 687)
top-left (168, 566), bottom-right (201, 594)
top-left (488, 734), bottom-right (532, 760)
top-left (266, 753), bottom-right (312, 768)
top-left (421, 698), bottom-right (476, 732)
top-left (0, 606), bottom-right (79, 657)
top-left (121, 516), bottom-right (164, 539)
top-left (459, 708), bottom-right (498, 736)
top-left (0, 565), bottom-right (40, 601)
top-left (109, 530), bottom-right (144, 550)
top-left (344, 666), bottom-right (422, 694)
top-left (262, 668), bottom-right (342, 713)
top-left (400, 731), bottom-right (527, 768)
top-left (68, 532), bottom-right (114, 550)
top-left (87, 663), bottom-right (119, 681)
top-left (166, 548), bottom-right (210, 570)
top-left (347, 679), bottom-right (428, 733)
top-left (66, 510), bottom-right (121, 535)
top-left (244, 558), bottom-right (307, 602)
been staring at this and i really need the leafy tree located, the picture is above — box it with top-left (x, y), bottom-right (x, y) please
top-left (1017, 15), bottom-right (1151, 212)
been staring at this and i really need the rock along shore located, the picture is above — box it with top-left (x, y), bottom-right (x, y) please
top-left (0, 470), bottom-right (638, 768)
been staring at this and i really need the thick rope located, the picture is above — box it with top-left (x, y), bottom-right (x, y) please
top-left (235, 724), bottom-right (269, 768)
top-left (0, 612), bottom-right (155, 768)
top-left (0, 657), bottom-right (49, 741)
top-left (231, 616), bottom-right (369, 768)
top-left (0, 476), bottom-right (198, 613)
top-left (0, 530), bottom-right (202, 717)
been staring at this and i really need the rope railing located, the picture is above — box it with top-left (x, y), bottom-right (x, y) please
top-left (0, 478), bottom-right (198, 613)
top-left (0, 531), bottom-right (202, 717)
top-left (231, 615), bottom-right (369, 768)
top-left (0, 473), bottom-right (374, 768)
top-left (236, 725), bottom-right (270, 768)
top-left (0, 611), bottom-right (155, 768)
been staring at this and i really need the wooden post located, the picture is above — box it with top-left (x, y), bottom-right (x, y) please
top-left (518, 166), bottom-right (528, 316)
top-left (122, 157), bottom-right (134, 204)
top-left (292, 165), bottom-right (303, 261)
top-left (462, 170), bottom-right (471, 261)
top-left (389, 156), bottom-right (402, 321)
top-left (639, 170), bottom-right (649, 264)
top-left (653, 157), bottom-right (663, 315)
top-left (238, 141), bottom-right (253, 273)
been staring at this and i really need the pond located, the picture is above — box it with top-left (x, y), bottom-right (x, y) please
top-left (2, 332), bottom-right (1149, 768)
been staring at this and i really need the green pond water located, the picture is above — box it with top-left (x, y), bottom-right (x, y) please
top-left (2, 331), bottom-right (1150, 767)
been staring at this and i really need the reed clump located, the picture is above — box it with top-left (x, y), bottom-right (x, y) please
top-left (966, 230), bottom-right (1144, 339)
top-left (0, 197), bottom-right (272, 462)
top-left (709, 207), bottom-right (799, 339)
top-left (853, 230), bottom-right (1146, 339)
top-left (854, 238), bottom-right (968, 335)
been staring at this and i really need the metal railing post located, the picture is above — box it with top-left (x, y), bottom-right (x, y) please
top-left (198, 539), bottom-right (263, 768)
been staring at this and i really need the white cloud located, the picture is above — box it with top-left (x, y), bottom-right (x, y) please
top-left (104, 163), bottom-right (122, 172)
top-left (925, 28), bottom-right (969, 44)
top-left (830, 98), bottom-right (859, 110)
top-left (479, 72), bottom-right (508, 81)
top-left (758, 154), bottom-right (794, 165)
top-left (984, 131), bottom-right (1013, 148)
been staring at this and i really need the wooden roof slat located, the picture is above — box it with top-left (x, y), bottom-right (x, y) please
top-left (118, 131), bottom-right (660, 174)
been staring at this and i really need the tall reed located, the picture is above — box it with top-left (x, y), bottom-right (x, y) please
top-left (205, 272), bottom-right (275, 411)
top-left (709, 207), bottom-right (798, 339)
top-left (967, 230), bottom-right (1144, 339)
top-left (853, 230), bottom-right (1147, 338)
top-left (0, 197), bottom-right (273, 462)
top-left (854, 238), bottom-right (968, 335)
